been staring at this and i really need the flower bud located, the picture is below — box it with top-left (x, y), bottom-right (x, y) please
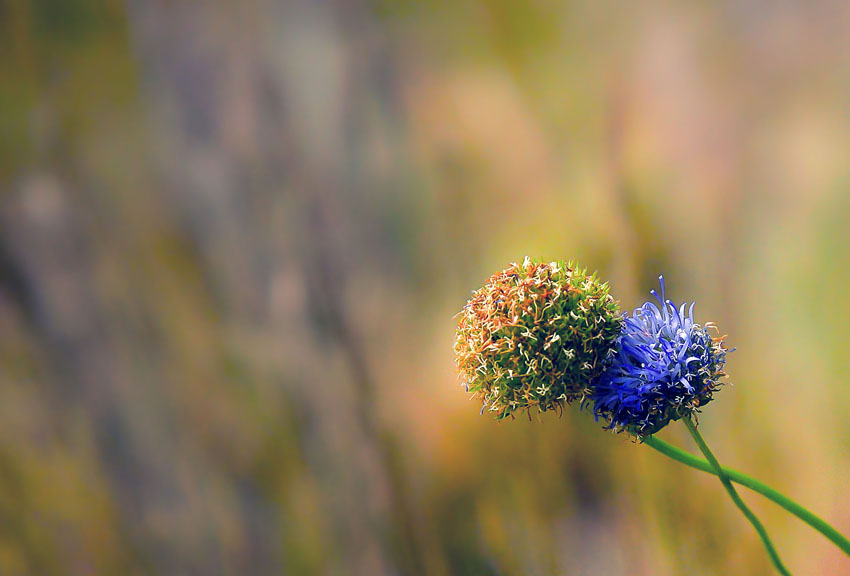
top-left (455, 258), bottom-right (622, 419)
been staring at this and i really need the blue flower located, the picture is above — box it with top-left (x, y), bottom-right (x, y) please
top-left (591, 276), bottom-right (730, 438)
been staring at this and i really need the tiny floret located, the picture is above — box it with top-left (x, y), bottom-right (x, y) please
top-left (592, 276), bottom-right (730, 438)
top-left (455, 258), bottom-right (622, 419)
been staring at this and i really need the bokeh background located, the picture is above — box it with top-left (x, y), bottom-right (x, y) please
top-left (1, 0), bottom-right (849, 574)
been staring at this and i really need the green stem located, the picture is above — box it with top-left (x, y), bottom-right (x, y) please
top-left (680, 418), bottom-right (790, 575)
top-left (643, 435), bottom-right (850, 559)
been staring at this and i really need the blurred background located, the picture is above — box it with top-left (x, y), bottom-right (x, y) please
top-left (1, 0), bottom-right (849, 574)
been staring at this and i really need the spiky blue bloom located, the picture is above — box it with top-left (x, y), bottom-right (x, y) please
top-left (592, 276), bottom-right (730, 438)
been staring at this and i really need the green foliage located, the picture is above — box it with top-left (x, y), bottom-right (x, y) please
top-left (455, 258), bottom-right (622, 419)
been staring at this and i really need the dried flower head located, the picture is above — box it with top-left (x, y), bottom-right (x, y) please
top-left (455, 257), bottom-right (622, 419)
top-left (592, 276), bottom-right (730, 438)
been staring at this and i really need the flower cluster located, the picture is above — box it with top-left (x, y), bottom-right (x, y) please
top-left (455, 258), bottom-right (622, 420)
top-left (455, 265), bottom-right (731, 437)
top-left (591, 276), bottom-right (730, 438)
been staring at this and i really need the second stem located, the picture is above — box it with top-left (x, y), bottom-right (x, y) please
top-left (682, 417), bottom-right (791, 576)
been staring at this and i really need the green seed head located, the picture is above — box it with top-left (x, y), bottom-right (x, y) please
top-left (455, 258), bottom-right (622, 420)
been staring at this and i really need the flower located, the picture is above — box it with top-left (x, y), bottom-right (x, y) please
top-left (592, 276), bottom-right (730, 438)
top-left (455, 257), bottom-right (622, 419)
